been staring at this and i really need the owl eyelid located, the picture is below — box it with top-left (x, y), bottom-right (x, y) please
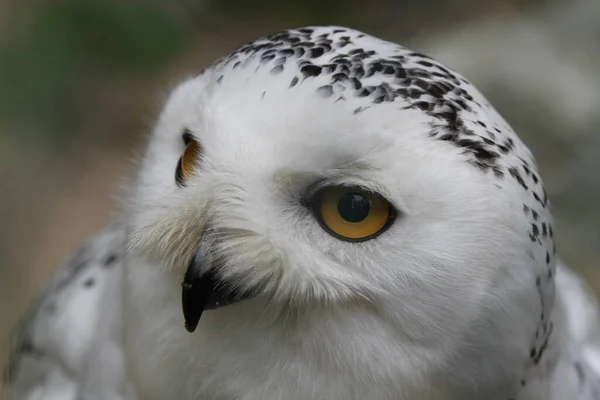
top-left (182, 128), bottom-right (195, 145)
top-left (175, 157), bottom-right (186, 187)
top-left (301, 179), bottom-right (329, 207)
top-left (303, 183), bottom-right (397, 219)
top-left (303, 180), bottom-right (388, 207)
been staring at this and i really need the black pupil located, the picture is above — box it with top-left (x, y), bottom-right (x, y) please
top-left (337, 193), bottom-right (371, 223)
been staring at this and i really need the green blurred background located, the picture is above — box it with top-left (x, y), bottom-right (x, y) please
top-left (0, 0), bottom-right (598, 388)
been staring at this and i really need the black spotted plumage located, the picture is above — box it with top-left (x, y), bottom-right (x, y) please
top-left (208, 30), bottom-right (559, 327)
top-left (208, 26), bottom-right (548, 201)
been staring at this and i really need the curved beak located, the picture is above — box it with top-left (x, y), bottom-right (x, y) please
top-left (181, 249), bottom-right (214, 333)
top-left (181, 248), bottom-right (253, 333)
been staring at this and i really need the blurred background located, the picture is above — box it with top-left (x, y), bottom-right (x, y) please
top-left (0, 0), bottom-right (598, 388)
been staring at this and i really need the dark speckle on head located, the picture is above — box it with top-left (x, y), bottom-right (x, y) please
top-left (103, 253), bottom-right (117, 268)
top-left (270, 64), bottom-right (284, 74)
top-left (317, 85), bottom-right (334, 97)
top-left (84, 278), bottom-right (95, 288)
top-left (301, 64), bottom-right (322, 78)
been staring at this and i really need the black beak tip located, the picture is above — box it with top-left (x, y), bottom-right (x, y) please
top-left (182, 281), bottom-right (202, 332)
top-left (184, 319), bottom-right (199, 333)
top-left (181, 250), bottom-right (212, 334)
top-left (181, 248), bottom-right (256, 333)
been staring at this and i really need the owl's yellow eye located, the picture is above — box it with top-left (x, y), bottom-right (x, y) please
top-left (175, 136), bottom-right (202, 187)
top-left (313, 187), bottom-right (395, 241)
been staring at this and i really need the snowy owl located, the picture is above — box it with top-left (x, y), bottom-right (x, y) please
top-left (5, 26), bottom-right (600, 400)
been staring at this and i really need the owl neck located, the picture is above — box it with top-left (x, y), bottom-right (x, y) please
top-left (120, 252), bottom-right (570, 400)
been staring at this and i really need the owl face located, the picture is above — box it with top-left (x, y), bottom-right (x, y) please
top-left (126, 63), bottom-right (539, 345)
top-left (122, 28), bottom-right (558, 398)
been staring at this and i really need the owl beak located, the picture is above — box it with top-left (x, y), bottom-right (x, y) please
top-left (181, 248), bottom-right (251, 333)
top-left (181, 248), bottom-right (213, 333)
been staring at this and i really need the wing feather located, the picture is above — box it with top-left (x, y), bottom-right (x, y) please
top-left (4, 222), bottom-right (128, 400)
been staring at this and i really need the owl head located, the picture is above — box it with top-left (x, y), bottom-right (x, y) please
top-left (123, 26), bottom-right (558, 397)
